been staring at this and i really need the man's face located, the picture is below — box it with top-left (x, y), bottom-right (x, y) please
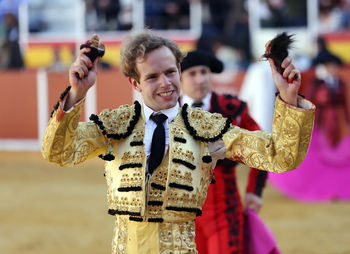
top-left (324, 62), bottom-right (340, 78)
top-left (129, 46), bottom-right (181, 112)
top-left (180, 65), bottom-right (212, 102)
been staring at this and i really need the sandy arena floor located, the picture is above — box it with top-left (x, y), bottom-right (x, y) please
top-left (1, 151), bottom-right (350, 254)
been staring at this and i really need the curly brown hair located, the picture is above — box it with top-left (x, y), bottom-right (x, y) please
top-left (120, 29), bottom-right (187, 83)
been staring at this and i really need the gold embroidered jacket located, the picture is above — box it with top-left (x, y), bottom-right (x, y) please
top-left (42, 94), bottom-right (315, 254)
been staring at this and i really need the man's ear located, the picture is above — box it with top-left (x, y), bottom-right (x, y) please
top-left (128, 77), bottom-right (142, 92)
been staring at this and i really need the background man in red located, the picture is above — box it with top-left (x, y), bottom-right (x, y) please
top-left (180, 49), bottom-right (268, 254)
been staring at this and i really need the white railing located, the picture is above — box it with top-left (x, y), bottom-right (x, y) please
top-left (18, 0), bottom-right (202, 47)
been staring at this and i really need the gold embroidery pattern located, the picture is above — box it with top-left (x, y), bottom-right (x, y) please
top-left (227, 127), bottom-right (273, 172)
top-left (283, 117), bottom-right (299, 139)
top-left (43, 115), bottom-right (69, 164)
top-left (147, 155), bottom-right (169, 219)
top-left (159, 221), bottom-right (197, 254)
top-left (74, 140), bottom-right (99, 165)
top-left (273, 99), bottom-right (314, 171)
top-left (108, 195), bottom-right (143, 215)
top-left (149, 187), bottom-right (165, 203)
top-left (98, 105), bottom-right (134, 136)
top-left (149, 154), bottom-right (169, 188)
top-left (42, 102), bottom-right (101, 167)
top-left (67, 113), bottom-right (80, 133)
top-left (129, 197), bottom-right (142, 214)
top-left (194, 163), bottom-right (212, 209)
top-left (159, 223), bottom-right (173, 253)
top-left (166, 191), bottom-right (198, 210)
top-left (66, 102), bottom-right (83, 134)
top-left (148, 204), bottom-right (163, 219)
top-left (164, 154), bottom-right (211, 215)
top-left (111, 216), bottom-right (127, 254)
top-left (119, 196), bottom-right (141, 213)
top-left (186, 106), bottom-right (228, 140)
top-left (76, 123), bottom-right (102, 140)
top-left (130, 131), bottom-right (144, 145)
top-left (171, 145), bottom-right (196, 169)
top-left (296, 111), bottom-right (315, 166)
top-left (171, 127), bottom-right (186, 143)
top-left (120, 149), bottom-right (145, 169)
top-left (178, 221), bottom-right (197, 251)
top-left (106, 174), bottom-right (143, 214)
top-left (151, 171), bottom-right (168, 188)
top-left (169, 169), bottom-right (193, 188)
top-left (119, 197), bottom-right (131, 212)
top-left (118, 171), bottom-right (143, 190)
top-left (224, 97), bottom-right (315, 173)
top-left (105, 163), bottom-right (113, 201)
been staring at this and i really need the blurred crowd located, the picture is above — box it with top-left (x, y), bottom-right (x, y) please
top-left (318, 0), bottom-right (350, 34)
top-left (0, 0), bottom-right (26, 69)
top-left (0, 0), bottom-right (350, 71)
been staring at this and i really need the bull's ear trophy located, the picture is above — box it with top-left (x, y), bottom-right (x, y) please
top-left (76, 34), bottom-right (105, 79)
top-left (261, 32), bottom-right (295, 76)
top-left (80, 34), bottom-right (105, 63)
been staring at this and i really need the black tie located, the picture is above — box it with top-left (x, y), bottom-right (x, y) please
top-left (148, 114), bottom-right (168, 175)
top-left (192, 101), bottom-right (203, 108)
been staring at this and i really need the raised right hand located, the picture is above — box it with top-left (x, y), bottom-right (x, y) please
top-left (65, 47), bottom-right (100, 109)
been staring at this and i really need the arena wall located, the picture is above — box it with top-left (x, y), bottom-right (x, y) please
top-left (1, 66), bottom-right (349, 151)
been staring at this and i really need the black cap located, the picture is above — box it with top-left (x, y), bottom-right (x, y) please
top-left (312, 49), bottom-right (343, 66)
top-left (181, 49), bottom-right (224, 73)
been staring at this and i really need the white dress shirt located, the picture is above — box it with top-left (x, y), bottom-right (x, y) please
top-left (143, 102), bottom-right (179, 174)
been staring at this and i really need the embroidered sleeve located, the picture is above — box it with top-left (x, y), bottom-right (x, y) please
top-left (41, 98), bottom-right (108, 167)
top-left (236, 105), bottom-right (268, 196)
top-left (223, 96), bottom-right (315, 173)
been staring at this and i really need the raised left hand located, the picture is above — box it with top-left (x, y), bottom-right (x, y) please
top-left (268, 56), bottom-right (301, 107)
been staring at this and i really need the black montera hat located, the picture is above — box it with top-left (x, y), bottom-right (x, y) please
top-left (312, 49), bottom-right (343, 66)
top-left (181, 49), bottom-right (224, 73)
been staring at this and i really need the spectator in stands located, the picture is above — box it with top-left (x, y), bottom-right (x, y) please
top-left (95, 0), bottom-right (120, 31)
top-left (341, 0), bottom-right (350, 29)
top-left (318, 0), bottom-right (344, 33)
top-left (310, 37), bottom-right (349, 147)
top-left (212, 35), bottom-right (242, 71)
top-left (199, 1), bottom-right (252, 70)
top-left (0, 0), bottom-right (27, 22)
top-left (259, 0), bottom-right (287, 27)
top-left (85, 0), bottom-right (99, 32)
top-left (144, 0), bottom-right (190, 30)
top-left (0, 13), bottom-right (23, 69)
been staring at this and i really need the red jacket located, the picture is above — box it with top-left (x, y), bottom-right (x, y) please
top-left (182, 92), bottom-right (268, 254)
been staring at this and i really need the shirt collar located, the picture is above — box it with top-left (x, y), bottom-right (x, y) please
top-left (202, 93), bottom-right (212, 111)
top-left (181, 93), bottom-right (212, 111)
top-left (143, 102), bottom-right (179, 123)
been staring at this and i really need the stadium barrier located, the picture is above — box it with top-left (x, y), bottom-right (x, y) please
top-left (1, 66), bottom-right (349, 151)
